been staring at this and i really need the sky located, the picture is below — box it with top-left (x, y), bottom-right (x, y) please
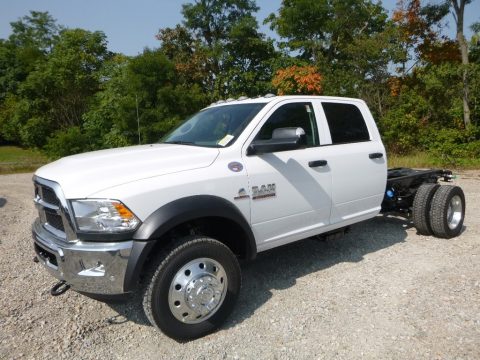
top-left (1, 0), bottom-right (479, 56)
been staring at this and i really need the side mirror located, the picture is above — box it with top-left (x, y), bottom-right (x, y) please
top-left (247, 127), bottom-right (307, 155)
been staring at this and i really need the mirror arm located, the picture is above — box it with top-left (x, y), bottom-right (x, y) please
top-left (246, 145), bottom-right (257, 156)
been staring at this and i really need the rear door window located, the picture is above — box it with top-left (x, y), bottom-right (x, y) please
top-left (322, 102), bottom-right (370, 144)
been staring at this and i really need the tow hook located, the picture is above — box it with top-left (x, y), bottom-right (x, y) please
top-left (50, 280), bottom-right (70, 296)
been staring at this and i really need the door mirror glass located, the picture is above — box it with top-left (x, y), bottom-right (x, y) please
top-left (272, 127), bottom-right (305, 140)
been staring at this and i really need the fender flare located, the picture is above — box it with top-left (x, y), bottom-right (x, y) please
top-left (123, 195), bottom-right (256, 292)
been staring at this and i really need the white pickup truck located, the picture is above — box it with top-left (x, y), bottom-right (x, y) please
top-left (32, 95), bottom-right (466, 340)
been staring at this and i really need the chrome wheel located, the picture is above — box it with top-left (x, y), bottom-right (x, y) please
top-left (430, 185), bottom-right (466, 239)
top-left (168, 257), bottom-right (228, 324)
top-left (143, 237), bottom-right (241, 340)
top-left (447, 195), bottom-right (463, 230)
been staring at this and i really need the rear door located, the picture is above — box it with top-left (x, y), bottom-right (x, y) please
top-left (315, 100), bottom-right (387, 225)
top-left (242, 100), bottom-right (332, 251)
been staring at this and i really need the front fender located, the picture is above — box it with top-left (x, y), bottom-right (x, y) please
top-left (123, 195), bottom-right (256, 292)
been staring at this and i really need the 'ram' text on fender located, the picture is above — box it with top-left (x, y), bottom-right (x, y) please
top-left (252, 184), bottom-right (276, 200)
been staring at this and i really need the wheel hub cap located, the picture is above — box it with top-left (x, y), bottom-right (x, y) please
top-left (186, 275), bottom-right (223, 315)
top-left (447, 195), bottom-right (463, 230)
top-left (168, 258), bottom-right (227, 324)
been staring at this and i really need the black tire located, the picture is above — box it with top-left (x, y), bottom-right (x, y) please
top-left (142, 236), bottom-right (241, 341)
top-left (412, 183), bottom-right (440, 235)
top-left (429, 185), bottom-right (466, 239)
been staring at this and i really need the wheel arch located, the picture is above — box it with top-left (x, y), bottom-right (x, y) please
top-left (123, 195), bottom-right (256, 292)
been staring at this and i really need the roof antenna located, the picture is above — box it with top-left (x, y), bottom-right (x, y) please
top-left (136, 94), bottom-right (141, 145)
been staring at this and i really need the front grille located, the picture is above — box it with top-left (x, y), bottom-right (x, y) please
top-left (36, 183), bottom-right (61, 206)
top-left (41, 186), bottom-right (60, 206)
top-left (34, 179), bottom-right (71, 240)
top-left (45, 209), bottom-right (65, 232)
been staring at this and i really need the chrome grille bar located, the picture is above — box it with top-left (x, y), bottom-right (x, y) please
top-left (33, 176), bottom-right (77, 242)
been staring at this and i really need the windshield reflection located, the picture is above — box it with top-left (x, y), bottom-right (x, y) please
top-left (161, 103), bottom-right (266, 148)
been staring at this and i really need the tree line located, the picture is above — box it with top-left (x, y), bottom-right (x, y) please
top-left (0, 0), bottom-right (479, 162)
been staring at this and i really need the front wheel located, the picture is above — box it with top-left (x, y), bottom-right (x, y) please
top-left (142, 236), bottom-right (241, 340)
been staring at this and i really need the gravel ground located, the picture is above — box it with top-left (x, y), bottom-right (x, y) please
top-left (0, 172), bottom-right (479, 360)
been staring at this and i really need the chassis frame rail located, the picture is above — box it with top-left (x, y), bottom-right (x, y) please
top-left (381, 167), bottom-right (453, 213)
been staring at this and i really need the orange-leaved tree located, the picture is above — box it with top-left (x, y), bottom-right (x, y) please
top-left (272, 65), bottom-right (322, 95)
top-left (392, 0), bottom-right (454, 71)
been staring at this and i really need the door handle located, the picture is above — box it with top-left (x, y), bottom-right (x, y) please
top-left (369, 152), bottom-right (383, 159)
top-left (309, 160), bottom-right (328, 167)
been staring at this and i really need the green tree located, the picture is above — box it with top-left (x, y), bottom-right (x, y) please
top-left (24, 28), bottom-right (111, 147)
top-left (266, 0), bottom-right (394, 117)
top-left (0, 11), bottom-right (60, 101)
top-left (84, 49), bottom-right (208, 149)
top-left (1, 26), bottom-right (111, 149)
top-left (182, 0), bottom-right (259, 47)
top-left (182, 0), bottom-right (260, 96)
top-left (82, 54), bottom-right (132, 149)
top-left (266, 0), bottom-right (387, 64)
top-left (156, 25), bottom-right (207, 85)
top-left (8, 11), bottom-right (60, 52)
top-left (380, 61), bottom-right (480, 159)
top-left (158, 0), bottom-right (277, 98)
top-left (0, 11), bottom-right (61, 144)
top-left (222, 15), bottom-right (276, 96)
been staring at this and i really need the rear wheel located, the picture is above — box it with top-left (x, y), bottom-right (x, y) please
top-left (412, 183), bottom-right (439, 235)
top-left (429, 185), bottom-right (465, 239)
top-left (142, 236), bottom-right (241, 341)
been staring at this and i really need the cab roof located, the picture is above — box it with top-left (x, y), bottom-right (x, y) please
top-left (205, 95), bottom-right (365, 108)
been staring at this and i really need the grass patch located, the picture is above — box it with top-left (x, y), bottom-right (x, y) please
top-left (387, 151), bottom-right (480, 170)
top-left (0, 146), bottom-right (48, 174)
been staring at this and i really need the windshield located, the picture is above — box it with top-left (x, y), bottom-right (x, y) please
top-left (160, 103), bottom-right (266, 148)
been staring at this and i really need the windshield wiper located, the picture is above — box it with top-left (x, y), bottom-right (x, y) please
top-left (162, 140), bottom-right (196, 146)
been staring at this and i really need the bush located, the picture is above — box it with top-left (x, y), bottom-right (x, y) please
top-left (20, 116), bottom-right (51, 148)
top-left (380, 110), bottom-right (422, 153)
top-left (426, 126), bottom-right (480, 165)
top-left (44, 126), bottom-right (89, 159)
top-left (103, 128), bottom-right (130, 148)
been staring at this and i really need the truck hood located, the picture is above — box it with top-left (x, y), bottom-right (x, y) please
top-left (35, 144), bottom-right (219, 198)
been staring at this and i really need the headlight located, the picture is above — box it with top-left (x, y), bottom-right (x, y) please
top-left (71, 199), bottom-right (140, 233)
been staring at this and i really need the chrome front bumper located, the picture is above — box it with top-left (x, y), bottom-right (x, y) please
top-left (32, 219), bottom-right (133, 295)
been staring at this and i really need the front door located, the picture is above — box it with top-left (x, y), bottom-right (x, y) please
top-left (242, 100), bottom-right (332, 251)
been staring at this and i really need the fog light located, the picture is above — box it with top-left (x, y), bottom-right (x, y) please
top-left (78, 262), bottom-right (105, 277)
